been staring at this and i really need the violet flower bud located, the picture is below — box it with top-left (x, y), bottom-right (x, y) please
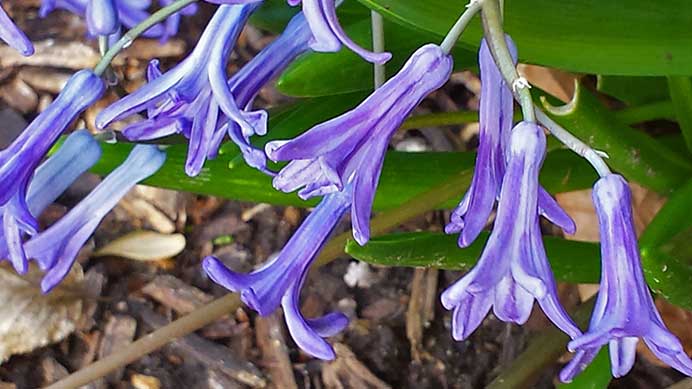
top-left (446, 37), bottom-right (575, 248)
top-left (559, 174), bottom-right (692, 382)
top-left (441, 122), bottom-right (581, 341)
top-left (97, 4), bottom-right (265, 177)
top-left (203, 189), bottom-right (351, 359)
top-left (288, 0), bottom-right (391, 64)
top-left (0, 2), bottom-right (33, 56)
top-left (86, 0), bottom-right (119, 36)
top-left (0, 130), bottom-right (102, 267)
top-left (25, 144), bottom-right (165, 293)
top-left (266, 44), bottom-right (452, 245)
top-left (0, 70), bottom-right (104, 274)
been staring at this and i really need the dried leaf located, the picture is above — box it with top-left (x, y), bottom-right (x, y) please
top-left (0, 263), bottom-right (84, 362)
top-left (94, 230), bottom-right (186, 261)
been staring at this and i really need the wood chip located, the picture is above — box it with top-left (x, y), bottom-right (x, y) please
top-left (406, 268), bottom-right (438, 361)
top-left (130, 301), bottom-right (266, 388)
top-left (255, 312), bottom-right (297, 389)
top-left (322, 343), bottom-right (390, 389)
top-left (0, 77), bottom-right (37, 113)
top-left (39, 356), bottom-right (69, 386)
top-left (98, 314), bottom-right (137, 383)
top-left (141, 275), bottom-right (213, 315)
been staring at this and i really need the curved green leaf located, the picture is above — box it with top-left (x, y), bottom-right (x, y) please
top-left (541, 83), bottom-right (692, 194)
top-left (357, 0), bottom-right (692, 76)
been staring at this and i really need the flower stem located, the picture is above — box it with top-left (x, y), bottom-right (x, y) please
top-left (93, 0), bottom-right (198, 76)
top-left (439, 0), bottom-right (482, 54)
top-left (480, 0), bottom-right (534, 122)
top-left (46, 169), bottom-right (473, 388)
top-left (371, 10), bottom-right (386, 89)
top-left (481, 0), bottom-right (611, 176)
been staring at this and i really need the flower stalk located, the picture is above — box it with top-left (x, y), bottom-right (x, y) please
top-left (439, 0), bottom-right (482, 54)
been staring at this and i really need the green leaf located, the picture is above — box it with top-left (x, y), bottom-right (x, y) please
top-left (666, 76), bottom-right (692, 152)
top-left (346, 232), bottom-right (601, 284)
top-left (641, 180), bottom-right (692, 310)
top-left (597, 76), bottom-right (669, 106)
top-left (558, 349), bottom-right (611, 389)
top-left (357, 0), bottom-right (692, 76)
top-left (89, 91), bottom-right (597, 210)
top-left (541, 83), bottom-right (692, 194)
top-left (277, 18), bottom-right (475, 97)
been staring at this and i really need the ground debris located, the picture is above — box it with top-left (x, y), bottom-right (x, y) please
top-left (98, 314), bottom-right (137, 383)
top-left (130, 300), bottom-right (266, 388)
top-left (322, 343), bottom-right (390, 389)
top-left (255, 312), bottom-right (297, 389)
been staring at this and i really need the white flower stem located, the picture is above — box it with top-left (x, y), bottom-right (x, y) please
top-left (440, 0), bottom-right (482, 55)
top-left (481, 0), bottom-right (611, 176)
top-left (371, 10), bottom-right (386, 89)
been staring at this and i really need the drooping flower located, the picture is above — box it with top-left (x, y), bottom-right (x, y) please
top-left (0, 2), bottom-right (34, 55)
top-left (203, 189), bottom-right (351, 359)
top-left (441, 122), bottom-right (581, 342)
top-left (266, 44), bottom-right (452, 245)
top-left (158, 0), bottom-right (198, 42)
top-left (40, 0), bottom-right (166, 39)
top-left (114, 10), bottom-right (311, 175)
top-left (0, 70), bottom-right (104, 274)
top-left (287, 0), bottom-right (390, 64)
top-left (445, 37), bottom-right (575, 248)
top-left (25, 144), bottom-right (166, 293)
top-left (0, 130), bottom-right (102, 268)
top-left (96, 4), bottom-right (266, 176)
top-left (559, 174), bottom-right (692, 382)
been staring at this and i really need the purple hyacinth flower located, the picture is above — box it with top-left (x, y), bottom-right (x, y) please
top-left (441, 122), bottom-right (581, 342)
top-left (86, 0), bottom-right (119, 36)
top-left (115, 10), bottom-right (311, 175)
top-left (446, 37), bottom-right (575, 248)
top-left (287, 0), bottom-right (391, 64)
top-left (266, 44), bottom-right (452, 245)
top-left (96, 4), bottom-right (266, 176)
top-left (0, 70), bottom-right (104, 274)
top-left (559, 174), bottom-right (692, 382)
top-left (40, 0), bottom-right (166, 39)
top-left (25, 144), bottom-right (165, 293)
top-left (0, 2), bottom-right (33, 56)
top-left (0, 130), bottom-right (102, 267)
top-left (203, 189), bottom-right (351, 359)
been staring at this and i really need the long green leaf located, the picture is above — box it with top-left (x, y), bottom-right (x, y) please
top-left (346, 232), bottom-right (601, 284)
top-left (90, 93), bottom-right (598, 210)
top-left (666, 76), bottom-right (692, 152)
top-left (357, 0), bottom-right (692, 76)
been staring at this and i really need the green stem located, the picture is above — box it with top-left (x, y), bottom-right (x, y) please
top-left (48, 168), bottom-right (473, 388)
top-left (666, 76), bottom-right (692, 152)
top-left (371, 10), bottom-right (386, 88)
top-left (480, 0), bottom-right (534, 122)
top-left (439, 0), bottom-right (482, 54)
top-left (93, 0), bottom-right (198, 76)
